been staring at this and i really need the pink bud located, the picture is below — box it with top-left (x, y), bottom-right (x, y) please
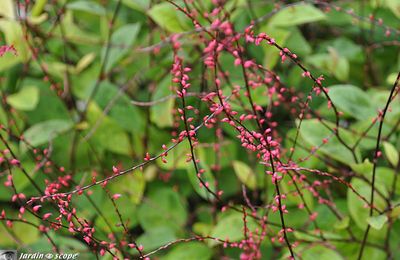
top-left (10, 159), bottom-right (20, 166)
top-left (112, 194), bottom-right (122, 200)
top-left (83, 236), bottom-right (91, 244)
top-left (112, 166), bottom-right (118, 174)
top-left (244, 60), bottom-right (253, 68)
top-left (43, 213), bottom-right (52, 220)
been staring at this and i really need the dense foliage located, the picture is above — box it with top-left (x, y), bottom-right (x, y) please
top-left (0, 0), bottom-right (400, 259)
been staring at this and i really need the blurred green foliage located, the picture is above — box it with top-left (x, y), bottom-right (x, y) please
top-left (0, 0), bottom-right (400, 259)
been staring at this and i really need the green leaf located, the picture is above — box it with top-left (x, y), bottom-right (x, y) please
top-left (367, 214), bottom-right (388, 230)
top-left (157, 143), bottom-right (189, 170)
top-left (347, 179), bottom-right (388, 229)
top-left (0, 208), bottom-right (41, 246)
top-left (383, 141), bottom-right (399, 167)
top-left (232, 160), bottom-right (257, 189)
top-left (150, 76), bottom-right (174, 128)
top-left (306, 53), bottom-right (349, 81)
top-left (210, 212), bottom-right (257, 246)
top-left (387, 72), bottom-right (399, 85)
top-left (298, 119), bottom-right (360, 165)
top-left (251, 85), bottom-right (270, 106)
top-left (293, 230), bottom-right (343, 243)
top-left (350, 159), bottom-right (373, 176)
top-left (390, 201), bottom-right (400, 218)
top-left (0, 162), bottom-right (35, 200)
top-left (352, 161), bottom-right (400, 196)
top-left (121, 0), bottom-right (150, 11)
top-left (370, 90), bottom-right (400, 122)
top-left (285, 28), bottom-right (312, 57)
top-left (28, 13), bottom-right (48, 25)
top-left (75, 52), bottom-right (96, 73)
top-left (0, 49), bottom-right (20, 72)
top-left (73, 184), bottom-right (105, 219)
top-left (148, 2), bottom-right (189, 33)
top-left (109, 171), bottom-right (145, 204)
top-left (102, 23), bottom-right (141, 71)
top-left (23, 119), bottom-right (73, 146)
top-left (301, 245), bottom-right (344, 260)
top-left (327, 85), bottom-right (375, 120)
top-left (137, 227), bottom-right (177, 252)
top-left (331, 54), bottom-right (349, 81)
top-left (0, 0), bottom-right (15, 19)
top-left (187, 162), bottom-right (217, 200)
top-left (93, 81), bottom-right (144, 134)
top-left (25, 82), bottom-right (70, 124)
top-left (383, 0), bottom-right (400, 17)
top-left (259, 26), bottom-right (291, 69)
top-left (281, 176), bottom-right (314, 209)
top-left (328, 38), bottom-right (363, 62)
top-left (376, 167), bottom-right (400, 196)
top-left (86, 102), bottom-right (132, 155)
top-left (31, 0), bottom-right (48, 17)
top-left (7, 86), bottom-right (39, 111)
top-left (351, 119), bottom-right (394, 150)
top-left (67, 1), bottom-right (106, 16)
top-left (137, 188), bottom-right (187, 232)
top-left (197, 141), bottom-right (238, 169)
top-left (29, 232), bottom-right (88, 254)
top-left (334, 216), bottom-right (350, 230)
top-left (95, 195), bottom-right (138, 231)
top-left (0, 21), bottom-right (31, 62)
top-left (193, 222), bottom-right (213, 237)
top-left (161, 242), bottom-right (212, 260)
top-left (269, 3), bottom-right (326, 27)
top-left (56, 11), bottom-right (100, 44)
top-left (360, 248), bottom-right (387, 260)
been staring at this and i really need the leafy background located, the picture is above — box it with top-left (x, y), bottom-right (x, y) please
top-left (0, 0), bottom-right (400, 259)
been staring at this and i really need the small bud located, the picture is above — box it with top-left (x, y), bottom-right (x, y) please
top-left (43, 213), bottom-right (52, 220)
top-left (112, 166), bottom-right (119, 174)
top-left (10, 159), bottom-right (20, 166)
top-left (112, 194), bottom-right (122, 200)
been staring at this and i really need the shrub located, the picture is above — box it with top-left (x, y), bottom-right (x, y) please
top-left (0, 0), bottom-right (399, 259)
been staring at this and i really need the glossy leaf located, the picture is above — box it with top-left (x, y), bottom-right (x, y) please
top-left (137, 227), bottom-right (177, 252)
top-left (187, 162), bottom-right (217, 200)
top-left (383, 141), bottom-right (399, 167)
top-left (367, 214), bottom-right (388, 230)
top-left (7, 86), bottom-right (39, 111)
top-left (67, 1), bottom-right (106, 16)
top-left (298, 119), bottom-right (360, 165)
top-left (23, 119), bottom-right (73, 146)
top-left (148, 2), bottom-right (189, 32)
top-left (328, 85), bottom-right (375, 120)
top-left (232, 160), bottom-right (257, 189)
top-left (269, 3), bottom-right (326, 27)
top-left (137, 188), bottom-right (187, 232)
top-left (161, 242), bottom-right (212, 260)
top-left (210, 212), bottom-right (257, 246)
top-left (102, 23), bottom-right (141, 71)
top-left (347, 178), bottom-right (388, 229)
top-left (301, 245), bottom-right (344, 260)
